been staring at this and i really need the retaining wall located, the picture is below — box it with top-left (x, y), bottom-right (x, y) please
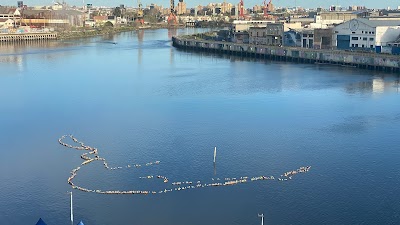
top-left (0, 33), bottom-right (58, 42)
top-left (172, 36), bottom-right (400, 73)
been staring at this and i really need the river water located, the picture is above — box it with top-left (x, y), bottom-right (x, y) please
top-left (1, 29), bottom-right (400, 225)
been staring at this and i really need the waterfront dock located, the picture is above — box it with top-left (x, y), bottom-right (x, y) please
top-left (172, 36), bottom-right (400, 73)
top-left (0, 33), bottom-right (57, 42)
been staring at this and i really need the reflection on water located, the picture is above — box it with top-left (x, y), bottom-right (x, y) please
top-left (373, 77), bottom-right (385, 93)
top-left (345, 76), bottom-right (400, 94)
top-left (1, 29), bottom-right (400, 225)
top-left (0, 40), bottom-right (86, 72)
top-left (138, 29), bottom-right (144, 65)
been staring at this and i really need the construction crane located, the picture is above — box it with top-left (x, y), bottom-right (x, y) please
top-left (263, 0), bottom-right (273, 19)
top-left (137, 0), bottom-right (144, 25)
top-left (239, 0), bottom-right (244, 19)
top-left (167, 0), bottom-right (177, 24)
top-left (263, 0), bottom-right (268, 17)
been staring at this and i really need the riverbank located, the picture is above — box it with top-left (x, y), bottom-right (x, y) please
top-left (57, 26), bottom-right (139, 40)
top-left (0, 24), bottom-right (183, 42)
top-left (0, 32), bottom-right (57, 42)
top-left (0, 26), bottom-right (138, 42)
top-left (172, 35), bottom-right (400, 73)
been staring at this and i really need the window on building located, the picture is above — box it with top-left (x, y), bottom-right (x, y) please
top-left (352, 32), bottom-right (356, 34)
top-left (352, 37), bottom-right (358, 40)
top-left (363, 37), bottom-right (367, 41)
top-left (362, 31), bottom-right (364, 33)
top-left (303, 34), bottom-right (307, 37)
top-left (370, 38), bottom-right (374, 41)
top-left (370, 45), bottom-right (374, 48)
top-left (352, 44), bottom-right (355, 47)
top-left (362, 44), bottom-right (365, 47)
top-left (372, 32), bottom-right (375, 34)
top-left (309, 34), bottom-right (314, 37)
top-left (355, 44), bottom-right (359, 47)
top-left (335, 31), bottom-right (339, 33)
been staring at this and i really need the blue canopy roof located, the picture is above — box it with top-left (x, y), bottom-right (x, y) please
top-left (35, 218), bottom-right (47, 225)
top-left (77, 221), bottom-right (85, 225)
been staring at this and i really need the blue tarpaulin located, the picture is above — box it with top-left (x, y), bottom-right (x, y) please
top-left (35, 218), bottom-right (47, 225)
top-left (77, 221), bottom-right (85, 225)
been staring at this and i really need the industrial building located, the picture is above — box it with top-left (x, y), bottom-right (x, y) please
top-left (248, 23), bottom-right (284, 46)
top-left (333, 18), bottom-right (400, 51)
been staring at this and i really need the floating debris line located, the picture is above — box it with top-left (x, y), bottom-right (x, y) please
top-left (59, 135), bottom-right (311, 195)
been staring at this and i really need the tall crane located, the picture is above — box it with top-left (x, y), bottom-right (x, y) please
top-left (239, 0), bottom-right (244, 19)
top-left (263, 0), bottom-right (268, 17)
top-left (137, 0), bottom-right (144, 25)
top-left (263, 0), bottom-right (273, 19)
top-left (167, 0), bottom-right (177, 24)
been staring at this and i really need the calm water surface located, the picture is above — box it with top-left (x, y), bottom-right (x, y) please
top-left (1, 29), bottom-right (400, 225)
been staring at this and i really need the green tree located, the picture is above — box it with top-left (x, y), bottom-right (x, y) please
top-left (104, 21), bottom-right (114, 27)
top-left (113, 7), bottom-right (122, 17)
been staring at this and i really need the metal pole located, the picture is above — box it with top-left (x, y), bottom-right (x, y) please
top-left (70, 192), bottom-right (74, 225)
top-left (258, 213), bottom-right (264, 225)
top-left (213, 147), bottom-right (217, 163)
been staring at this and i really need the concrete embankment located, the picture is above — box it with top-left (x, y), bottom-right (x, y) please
top-left (57, 26), bottom-right (138, 40)
top-left (0, 33), bottom-right (57, 42)
top-left (172, 36), bottom-right (400, 73)
top-left (0, 26), bottom-right (138, 42)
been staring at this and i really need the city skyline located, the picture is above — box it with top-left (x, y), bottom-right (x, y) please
top-left (1, 0), bottom-right (400, 9)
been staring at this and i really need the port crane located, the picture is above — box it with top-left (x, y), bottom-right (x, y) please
top-left (263, 0), bottom-right (274, 19)
top-left (239, 0), bottom-right (245, 19)
top-left (167, 0), bottom-right (178, 24)
top-left (263, 0), bottom-right (268, 17)
top-left (137, 0), bottom-right (144, 25)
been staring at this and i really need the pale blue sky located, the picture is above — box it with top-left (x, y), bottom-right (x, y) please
top-left (1, 0), bottom-right (399, 9)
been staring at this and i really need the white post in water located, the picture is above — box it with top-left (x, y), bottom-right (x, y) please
top-left (258, 213), bottom-right (264, 225)
top-left (213, 147), bottom-right (217, 163)
top-left (70, 192), bottom-right (74, 225)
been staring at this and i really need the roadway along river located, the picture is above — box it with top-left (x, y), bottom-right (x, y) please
top-left (0, 28), bottom-right (400, 225)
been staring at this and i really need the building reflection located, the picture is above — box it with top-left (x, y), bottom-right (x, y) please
top-left (345, 76), bottom-right (400, 94)
top-left (168, 29), bottom-right (177, 65)
top-left (372, 77), bottom-right (385, 93)
top-left (137, 29), bottom-right (144, 65)
top-left (0, 40), bottom-right (78, 72)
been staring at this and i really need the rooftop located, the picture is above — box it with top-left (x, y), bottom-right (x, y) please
top-left (357, 18), bottom-right (400, 27)
top-left (0, 7), bottom-right (17, 15)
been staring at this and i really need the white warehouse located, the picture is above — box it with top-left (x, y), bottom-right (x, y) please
top-left (333, 18), bottom-right (400, 50)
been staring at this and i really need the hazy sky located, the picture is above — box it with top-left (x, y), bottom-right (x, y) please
top-left (1, 0), bottom-right (399, 9)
